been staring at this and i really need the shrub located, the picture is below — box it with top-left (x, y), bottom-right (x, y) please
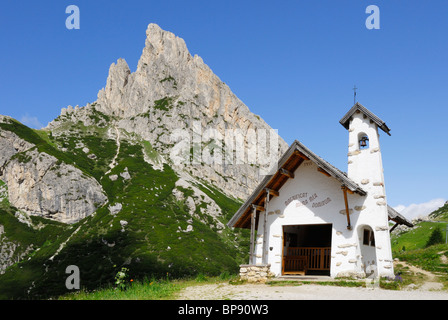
top-left (114, 267), bottom-right (130, 291)
top-left (426, 227), bottom-right (444, 247)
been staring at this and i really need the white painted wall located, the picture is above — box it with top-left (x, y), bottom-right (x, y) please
top-left (254, 160), bottom-right (366, 278)
top-left (253, 111), bottom-right (394, 279)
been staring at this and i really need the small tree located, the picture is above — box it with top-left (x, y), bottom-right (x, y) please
top-left (425, 227), bottom-right (444, 247)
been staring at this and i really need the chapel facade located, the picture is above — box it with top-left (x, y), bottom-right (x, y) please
top-left (228, 103), bottom-right (413, 279)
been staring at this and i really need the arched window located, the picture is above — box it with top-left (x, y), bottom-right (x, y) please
top-left (363, 227), bottom-right (375, 247)
top-left (358, 132), bottom-right (369, 150)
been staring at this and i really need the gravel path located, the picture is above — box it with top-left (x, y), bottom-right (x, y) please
top-left (177, 260), bottom-right (448, 300)
top-left (177, 282), bottom-right (448, 300)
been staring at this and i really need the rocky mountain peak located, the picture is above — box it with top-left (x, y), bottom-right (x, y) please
top-left (137, 23), bottom-right (192, 71)
top-left (96, 58), bottom-right (131, 115)
top-left (94, 23), bottom-right (249, 121)
top-left (95, 23), bottom-right (196, 117)
top-left (50, 23), bottom-right (288, 199)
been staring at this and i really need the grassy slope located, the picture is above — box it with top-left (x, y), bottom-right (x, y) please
top-left (0, 202), bottom-right (70, 299)
top-left (0, 116), bottom-right (249, 299)
top-left (391, 203), bottom-right (448, 280)
top-left (391, 203), bottom-right (448, 252)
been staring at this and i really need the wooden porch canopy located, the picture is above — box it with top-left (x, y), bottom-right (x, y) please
top-left (227, 140), bottom-right (367, 230)
top-left (388, 205), bottom-right (414, 231)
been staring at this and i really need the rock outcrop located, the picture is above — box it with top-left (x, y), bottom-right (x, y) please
top-left (0, 229), bottom-right (34, 274)
top-left (0, 127), bottom-right (34, 169)
top-left (0, 118), bottom-right (107, 224)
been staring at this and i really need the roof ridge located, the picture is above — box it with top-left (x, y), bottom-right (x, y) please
top-left (339, 102), bottom-right (391, 136)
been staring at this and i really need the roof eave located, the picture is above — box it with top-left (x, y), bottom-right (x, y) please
top-left (227, 143), bottom-right (297, 228)
top-left (388, 205), bottom-right (414, 228)
top-left (339, 102), bottom-right (391, 136)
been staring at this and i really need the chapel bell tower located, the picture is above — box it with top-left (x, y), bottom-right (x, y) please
top-left (339, 102), bottom-right (394, 278)
top-left (339, 102), bottom-right (391, 191)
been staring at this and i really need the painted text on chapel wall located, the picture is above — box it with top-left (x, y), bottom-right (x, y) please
top-left (285, 192), bottom-right (332, 208)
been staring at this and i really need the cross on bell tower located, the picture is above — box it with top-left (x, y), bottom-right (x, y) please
top-left (353, 85), bottom-right (358, 105)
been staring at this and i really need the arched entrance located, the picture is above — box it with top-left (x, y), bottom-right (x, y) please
top-left (358, 224), bottom-right (378, 277)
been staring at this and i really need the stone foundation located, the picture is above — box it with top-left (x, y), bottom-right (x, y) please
top-left (239, 264), bottom-right (274, 283)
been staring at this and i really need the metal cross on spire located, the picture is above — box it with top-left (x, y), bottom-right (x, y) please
top-left (353, 85), bottom-right (358, 104)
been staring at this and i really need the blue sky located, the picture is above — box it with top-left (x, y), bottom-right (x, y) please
top-left (0, 1), bottom-right (447, 218)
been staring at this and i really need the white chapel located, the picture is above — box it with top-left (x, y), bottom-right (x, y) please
top-left (228, 102), bottom-right (413, 279)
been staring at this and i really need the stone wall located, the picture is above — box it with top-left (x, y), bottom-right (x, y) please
top-left (239, 264), bottom-right (274, 283)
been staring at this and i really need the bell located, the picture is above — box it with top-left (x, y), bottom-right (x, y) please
top-left (359, 136), bottom-right (369, 147)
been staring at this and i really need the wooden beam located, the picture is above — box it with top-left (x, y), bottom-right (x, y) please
top-left (389, 222), bottom-right (399, 233)
top-left (341, 186), bottom-right (352, 230)
top-left (293, 150), bottom-right (310, 161)
top-left (251, 204), bottom-right (265, 212)
top-left (262, 191), bottom-right (270, 265)
top-left (345, 188), bottom-right (354, 195)
top-left (280, 168), bottom-right (294, 179)
top-left (317, 167), bottom-right (331, 177)
top-left (265, 188), bottom-right (279, 197)
top-left (249, 206), bottom-right (256, 264)
top-left (236, 210), bottom-right (251, 229)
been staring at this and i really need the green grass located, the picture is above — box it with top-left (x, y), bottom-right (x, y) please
top-left (391, 221), bottom-right (448, 251)
top-left (59, 273), bottom-right (237, 300)
top-left (159, 76), bottom-right (178, 89)
top-left (394, 244), bottom-right (448, 273)
top-left (0, 205), bottom-right (71, 299)
top-left (153, 97), bottom-right (175, 111)
top-left (266, 278), bottom-right (401, 290)
top-left (59, 277), bottom-right (184, 300)
top-left (33, 129), bottom-right (58, 149)
top-left (0, 118), bottom-right (91, 177)
top-left (430, 203), bottom-right (448, 220)
top-left (51, 129), bottom-right (117, 182)
top-left (141, 140), bottom-right (160, 162)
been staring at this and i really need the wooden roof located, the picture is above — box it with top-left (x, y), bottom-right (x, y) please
top-left (339, 102), bottom-right (391, 136)
top-left (388, 205), bottom-right (414, 227)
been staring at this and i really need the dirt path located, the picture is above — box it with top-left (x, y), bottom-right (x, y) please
top-left (396, 260), bottom-right (444, 291)
top-left (176, 282), bottom-right (448, 300)
top-left (105, 126), bottom-right (121, 175)
top-left (177, 261), bottom-right (448, 300)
